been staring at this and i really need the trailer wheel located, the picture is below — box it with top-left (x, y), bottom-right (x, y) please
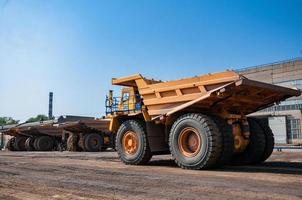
top-left (35, 136), bottom-right (54, 151)
top-left (84, 133), bottom-right (104, 152)
top-left (116, 120), bottom-right (152, 165)
top-left (14, 136), bottom-right (28, 151)
top-left (25, 137), bottom-right (35, 151)
top-left (169, 113), bottom-right (223, 170)
top-left (251, 118), bottom-right (274, 162)
top-left (211, 116), bottom-right (234, 165)
top-left (231, 118), bottom-right (266, 165)
top-left (6, 137), bottom-right (16, 151)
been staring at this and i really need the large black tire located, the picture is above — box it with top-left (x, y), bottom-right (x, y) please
top-left (67, 134), bottom-right (80, 151)
top-left (84, 133), bottom-right (104, 152)
top-left (252, 118), bottom-right (275, 162)
top-left (211, 116), bottom-right (234, 165)
top-left (25, 137), bottom-right (35, 151)
top-left (6, 137), bottom-right (16, 151)
top-left (169, 113), bottom-right (223, 170)
top-left (116, 120), bottom-right (152, 165)
top-left (35, 136), bottom-right (54, 151)
top-left (231, 118), bottom-right (266, 165)
top-left (14, 136), bottom-right (28, 151)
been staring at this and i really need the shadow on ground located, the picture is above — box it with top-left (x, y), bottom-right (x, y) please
top-left (148, 159), bottom-right (302, 175)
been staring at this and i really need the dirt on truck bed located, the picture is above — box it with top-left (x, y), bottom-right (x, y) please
top-left (0, 150), bottom-right (301, 200)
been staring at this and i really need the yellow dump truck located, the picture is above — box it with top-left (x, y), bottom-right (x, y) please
top-left (106, 70), bottom-right (300, 169)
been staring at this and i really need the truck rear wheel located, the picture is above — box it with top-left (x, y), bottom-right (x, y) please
top-left (231, 118), bottom-right (266, 165)
top-left (35, 136), bottom-right (54, 151)
top-left (84, 133), bottom-right (104, 152)
top-left (251, 118), bottom-right (274, 162)
top-left (169, 113), bottom-right (223, 170)
top-left (6, 137), bottom-right (16, 151)
top-left (14, 136), bottom-right (27, 151)
top-left (67, 134), bottom-right (80, 151)
top-left (25, 137), bottom-right (35, 151)
top-left (116, 120), bottom-right (152, 165)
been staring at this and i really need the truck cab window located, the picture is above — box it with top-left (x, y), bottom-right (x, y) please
top-left (122, 92), bottom-right (130, 102)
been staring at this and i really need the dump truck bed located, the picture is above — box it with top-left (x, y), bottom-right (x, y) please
top-left (113, 71), bottom-right (301, 119)
top-left (3, 121), bottom-right (63, 137)
top-left (59, 119), bottom-right (110, 133)
top-left (157, 77), bottom-right (300, 119)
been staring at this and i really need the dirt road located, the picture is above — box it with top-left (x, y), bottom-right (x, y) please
top-left (0, 150), bottom-right (301, 200)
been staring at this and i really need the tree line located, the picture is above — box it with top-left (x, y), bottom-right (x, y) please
top-left (0, 115), bottom-right (50, 126)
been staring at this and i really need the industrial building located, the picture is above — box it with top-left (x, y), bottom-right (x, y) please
top-left (238, 58), bottom-right (302, 145)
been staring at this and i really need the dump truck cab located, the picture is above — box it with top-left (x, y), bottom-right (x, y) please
top-left (106, 74), bottom-right (161, 118)
top-left (106, 87), bottom-right (143, 115)
top-left (119, 87), bottom-right (141, 113)
top-left (107, 71), bottom-right (301, 170)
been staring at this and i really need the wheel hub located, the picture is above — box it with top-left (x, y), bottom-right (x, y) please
top-left (178, 127), bottom-right (201, 157)
top-left (123, 131), bottom-right (138, 155)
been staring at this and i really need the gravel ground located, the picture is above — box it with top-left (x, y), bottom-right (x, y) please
top-left (0, 150), bottom-right (301, 200)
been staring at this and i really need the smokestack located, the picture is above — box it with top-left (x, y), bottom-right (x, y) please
top-left (48, 92), bottom-right (53, 119)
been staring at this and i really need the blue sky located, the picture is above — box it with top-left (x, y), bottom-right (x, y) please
top-left (0, 0), bottom-right (301, 122)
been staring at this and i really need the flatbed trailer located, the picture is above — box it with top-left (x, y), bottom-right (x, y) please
top-left (106, 70), bottom-right (301, 169)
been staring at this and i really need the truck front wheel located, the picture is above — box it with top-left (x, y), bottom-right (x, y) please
top-left (169, 113), bottom-right (223, 170)
top-left (116, 120), bottom-right (152, 165)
